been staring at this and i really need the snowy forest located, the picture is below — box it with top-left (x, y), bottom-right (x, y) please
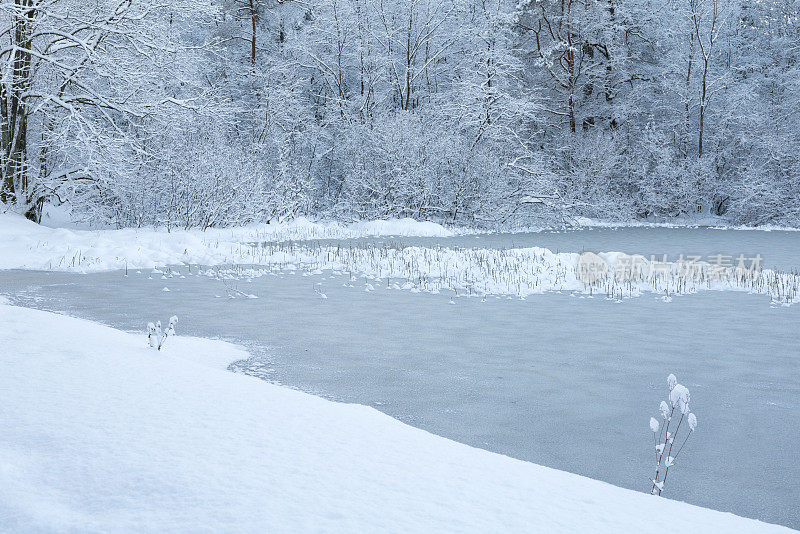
top-left (1, 0), bottom-right (798, 228)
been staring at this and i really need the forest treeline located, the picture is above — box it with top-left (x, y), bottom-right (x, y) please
top-left (1, 0), bottom-right (798, 227)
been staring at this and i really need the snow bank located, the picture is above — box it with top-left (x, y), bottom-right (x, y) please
top-left (350, 217), bottom-right (454, 237)
top-left (3, 212), bottom-right (798, 304)
top-left (570, 216), bottom-right (800, 231)
top-left (0, 213), bottom-right (452, 272)
top-left (0, 303), bottom-right (792, 533)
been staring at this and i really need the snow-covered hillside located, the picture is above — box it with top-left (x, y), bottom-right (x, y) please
top-left (0, 302), bottom-right (792, 532)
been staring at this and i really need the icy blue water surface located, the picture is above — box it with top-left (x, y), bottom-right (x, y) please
top-left (2, 227), bottom-right (798, 529)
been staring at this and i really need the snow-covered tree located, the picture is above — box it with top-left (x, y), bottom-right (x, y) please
top-left (2, 0), bottom-right (798, 228)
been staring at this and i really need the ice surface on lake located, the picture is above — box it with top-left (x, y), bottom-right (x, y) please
top-left (2, 227), bottom-right (799, 529)
top-left (334, 226), bottom-right (800, 270)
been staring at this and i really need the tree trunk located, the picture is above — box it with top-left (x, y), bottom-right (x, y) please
top-left (249, 0), bottom-right (257, 67)
top-left (1, 0), bottom-right (34, 211)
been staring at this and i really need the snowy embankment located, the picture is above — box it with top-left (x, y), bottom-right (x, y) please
top-left (0, 213), bottom-right (454, 271)
top-left (0, 303), bottom-right (792, 533)
top-left (569, 215), bottom-right (800, 232)
top-left (2, 213), bottom-right (798, 304)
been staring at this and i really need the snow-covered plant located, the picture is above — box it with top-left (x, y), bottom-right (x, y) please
top-left (649, 373), bottom-right (698, 496)
top-left (147, 322), bottom-right (160, 348)
top-left (147, 316), bottom-right (178, 351)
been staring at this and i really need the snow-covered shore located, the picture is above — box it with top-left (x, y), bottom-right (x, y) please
top-left (0, 302), bottom-right (793, 533)
top-left (5, 211), bottom-right (799, 273)
top-left (0, 213), bottom-right (456, 272)
top-left (2, 212), bottom-right (798, 305)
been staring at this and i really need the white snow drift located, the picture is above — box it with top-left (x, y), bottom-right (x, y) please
top-left (0, 303), bottom-right (793, 533)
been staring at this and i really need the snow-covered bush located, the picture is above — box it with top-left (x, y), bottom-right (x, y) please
top-left (147, 316), bottom-right (178, 351)
top-left (649, 373), bottom-right (698, 496)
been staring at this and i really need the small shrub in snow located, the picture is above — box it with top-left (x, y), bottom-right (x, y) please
top-left (147, 315), bottom-right (178, 351)
top-left (649, 373), bottom-right (698, 496)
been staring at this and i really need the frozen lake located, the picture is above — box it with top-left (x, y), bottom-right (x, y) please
top-left (294, 226), bottom-right (800, 269)
top-left (2, 227), bottom-right (799, 529)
